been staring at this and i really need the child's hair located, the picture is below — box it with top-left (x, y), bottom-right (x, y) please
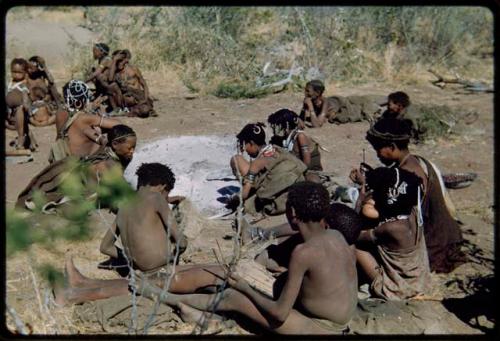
top-left (122, 49), bottom-right (132, 59)
top-left (30, 86), bottom-right (47, 100)
top-left (236, 122), bottom-right (267, 146)
top-left (62, 80), bottom-right (91, 110)
top-left (28, 56), bottom-right (44, 68)
top-left (287, 182), bottom-right (330, 223)
top-left (268, 109), bottom-right (300, 131)
top-left (107, 124), bottom-right (136, 146)
top-left (365, 166), bottom-right (422, 219)
top-left (366, 118), bottom-right (412, 150)
top-left (388, 91), bottom-right (410, 108)
top-left (305, 80), bottom-right (325, 95)
top-left (11, 58), bottom-right (28, 71)
top-left (325, 203), bottom-right (363, 245)
top-left (95, 43), bottom-right (110, 55)
top-left (136, 162), bottom-right (176, 190)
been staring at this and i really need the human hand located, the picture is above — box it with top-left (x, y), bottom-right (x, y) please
top-left (227, 272), bottom-right (251, 292)
top-left (304, 97), bottom-right (314, 110)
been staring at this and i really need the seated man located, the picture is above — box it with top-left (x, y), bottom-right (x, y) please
top-left (28, 86), bottom-right (56, 127)
top-left (299, 80), bottom-right (385, 128)
top-left (50, 80), bottom-right (121, 163)
top-left (26, 55), bottom-right (64, 110)
top-left (268, 108), bottom-right (323, 171)
top-left (108, 49), bottom-right (155, 118)
top-left (6, 58), bottom-right (36, 150)
top-left (16, 124), bottom-right (136, 212)
top-left (55, 182), bottom-right (358, 334)
top-left (85, 43), bottom-right (123, 111)
top-left (229, 122), bottom-right (307, 215)
top-left (350, 118), bottom-right (466, 273)
top-left (355, 166), bottom-right (431, 300)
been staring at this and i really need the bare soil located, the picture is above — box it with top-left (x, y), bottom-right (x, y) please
top-left (4, 12), bottom-right (495, 335)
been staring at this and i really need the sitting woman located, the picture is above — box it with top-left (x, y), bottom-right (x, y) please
top-left (268, 108), bottom-right (323, 171)
top-left (355, 166), bottom-right (431, 300)
top-left (228, 122), bottom-right (307, 216)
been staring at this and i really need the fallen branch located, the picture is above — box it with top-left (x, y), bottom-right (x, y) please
top-left (428, 69), bottom-right (493, 93)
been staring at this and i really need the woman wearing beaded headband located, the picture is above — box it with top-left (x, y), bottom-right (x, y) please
top-left (227, 122), bottom-right (307, 215)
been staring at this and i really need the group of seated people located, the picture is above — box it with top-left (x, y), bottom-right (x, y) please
top-left (5, 42), bottom-right (155, 154)
top-left (10, 54), bottom-right (467, 333)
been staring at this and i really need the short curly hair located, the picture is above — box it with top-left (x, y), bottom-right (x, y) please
top-left (388, 91), bottom-right (410, 108)
top-left (306, 80), bottom-right (325, 94)
top-left (286, 182), bottom-right (329, 222)
top-left (325, 203), bottom-right (363, 245)
top-left (136, 162), bottom-right (176, 191)
top-left (267, 108), bottom-right (300, 131)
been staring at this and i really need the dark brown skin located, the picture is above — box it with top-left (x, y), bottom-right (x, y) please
top-left (146, 205), bottom-right (358, 334)
top-left (65, 112), bottom-right (121, 158)
top-left (109, 53), bottom-right (153, 117)
top-left (291, 131), bottom-right (313, 167)
top-left (302, 85), bottom-right (328, 128)
top-left (26, 57), bottom-right (63, 108)
top-left (100, 185), bottom-right (187, 271)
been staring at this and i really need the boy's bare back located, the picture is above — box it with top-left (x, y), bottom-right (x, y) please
top-left (293, 229), bottom-right (357, 325)
top-left (116, 189), bottom-right (174, 271)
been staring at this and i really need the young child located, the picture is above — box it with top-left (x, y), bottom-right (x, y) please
top-left (351, 117), bottom-right (466, 273)
top-left (108, 49), bottom-right (155, 118)
top-left (300, 80), bottom-right (385, 127)
top-left (268, 108), bottom-right (323, 171)
top-left (380, 91), bottom-right (425, 140)
top-left (17, 124), bottom-right (137, 212)
top-left (56, 182), bottom-right (358, 334)
top-left (6, 58), bottom-right (34, 150)
top-left (28, 86), bottom-right (56, 127)
top-left (355, 166), bottom-right (431, 300)
top-left (99, 162), bottom-right (188, 272)
top-left (49, 80), bottom-right (121, 163)
top-left (228, 122), bottom-right (307, 215)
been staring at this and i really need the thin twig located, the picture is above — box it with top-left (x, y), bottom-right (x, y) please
top-left (28, 263), bottom-right (46, 334)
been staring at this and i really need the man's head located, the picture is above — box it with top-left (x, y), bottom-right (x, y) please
top-left (10, 58), bottom-right (28, 82)
top-left (304, 80), bottom-right (325, 100)
top-left (236, 122), bottom-right (267, 157)
top-left (136, 162), bottom-right (175, 193)
top-left (107, 124), bottom-right (137, 163)
top-left (366, 118), bottom-right (412, 165)
top-left (325, 203), bottom-right (363, 245)
top-left (286, 182), bottom-right (330, 229)
top-left (387, 91), bottom-right (410, 114)
top-left (268, 109), bottom-right (300, 138)
top-left (93, 43), bottom-right (110, 59)
top-left (63, 80), bottom-right (91, 111)
top-left (365, 166), bottom-right (422, 220)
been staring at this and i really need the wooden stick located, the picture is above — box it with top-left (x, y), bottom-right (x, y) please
top-left (6, 149), bottom-right (32, 156)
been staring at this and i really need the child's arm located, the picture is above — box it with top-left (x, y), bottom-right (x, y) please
top-left (229, 244), bottom-right (308, 323)
top-left (99, 222), bottom-right (121, 258)
top-left (305, 97), bottom-right (326, 128)
top-left (156, 194), bottom-right (188, 253)
top-left (361, 199), bottom-right (379, 219)
top-left (296, 133), bottom-right (312, 168)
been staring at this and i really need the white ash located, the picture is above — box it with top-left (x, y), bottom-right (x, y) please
top-left (124, 135), bottom-right (240, 216)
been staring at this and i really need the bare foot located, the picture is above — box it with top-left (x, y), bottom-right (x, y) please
top-left (177, 302), bottom-right (224, 334)
top-left (65, 255), bottom-right (91, 287)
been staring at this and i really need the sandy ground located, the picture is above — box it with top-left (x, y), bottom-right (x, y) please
top-left (4, 11), bottom-right (495, 335)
